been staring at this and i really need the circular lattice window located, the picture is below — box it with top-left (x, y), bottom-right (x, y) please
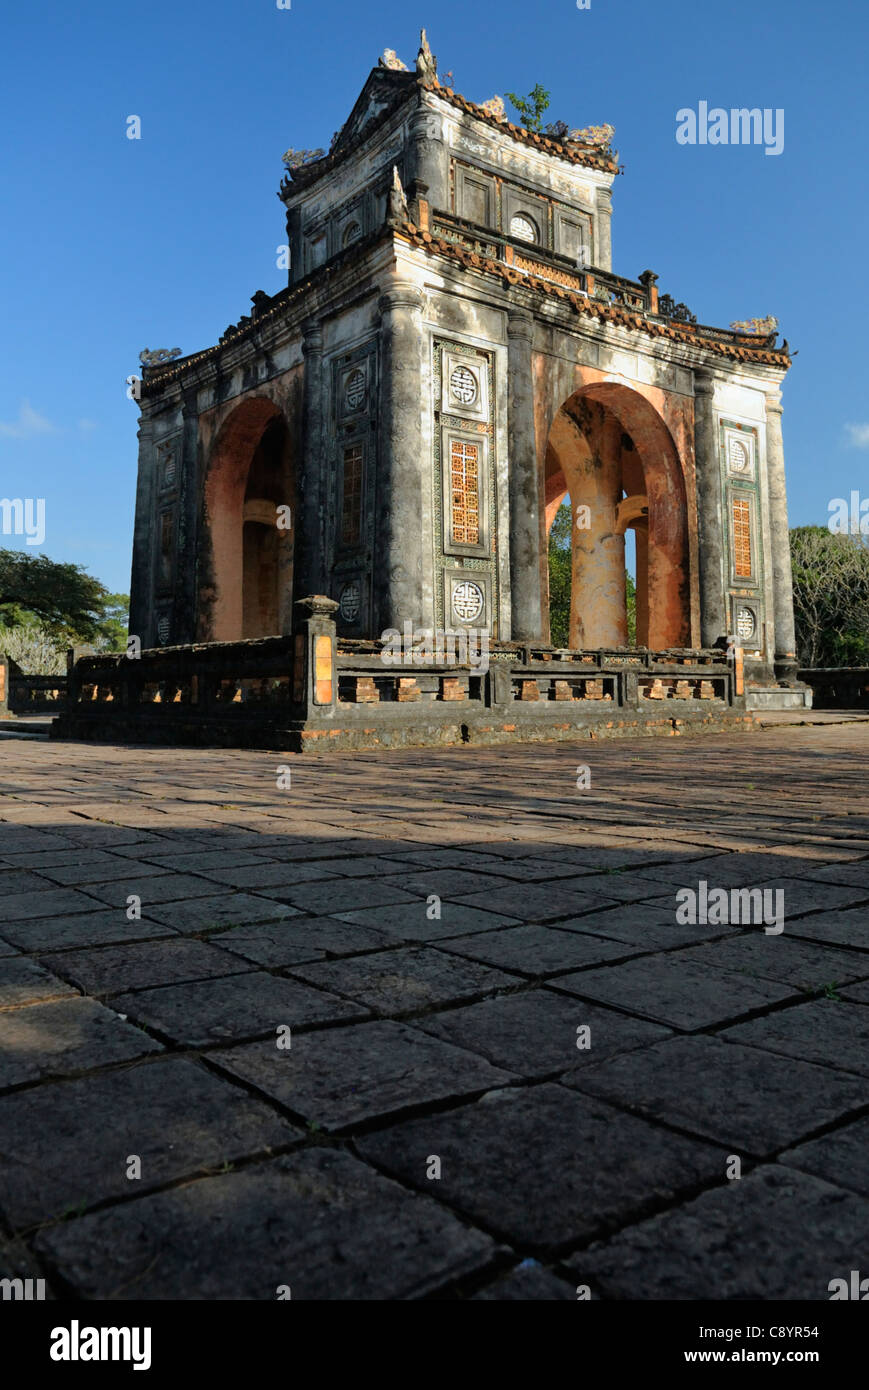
top-left (510, 213), bottom-right (537, 244)
top-left (728, 437), bottom-right (750, 473)
top-left (344, 368), bottom-right (366, 412)
top-left (339, 580), bottom-right (361, 623)
top-left (452, 580), bottom-right (484, 623)
top-left (736, 606), bottom-right (756, 640)
top-left (449, 365), bottom-right (478, 406)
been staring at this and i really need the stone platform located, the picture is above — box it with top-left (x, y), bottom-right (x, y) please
top-left (1, 721), bottom-right (867, 1299)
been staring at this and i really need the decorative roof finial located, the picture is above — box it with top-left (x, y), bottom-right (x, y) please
top-left (379, 48), bottom-right (408, 71)
top-left (416, 29), bottom-right (437, 86)
top-left (388, 165), bottom-right (409, 222)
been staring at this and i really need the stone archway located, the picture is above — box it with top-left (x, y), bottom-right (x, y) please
top-left (544, 383), bottom-right (690, 649)
top-left (201, 397), bottom-right (296, 641)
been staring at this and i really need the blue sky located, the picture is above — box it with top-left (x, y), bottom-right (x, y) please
top-left (1, 0), bottom-right (867, 594)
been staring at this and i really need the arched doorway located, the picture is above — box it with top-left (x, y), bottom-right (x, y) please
top-left (202, 397), bottom-right (296, 641)
top-left (544, 384), bottom-right (690, 649)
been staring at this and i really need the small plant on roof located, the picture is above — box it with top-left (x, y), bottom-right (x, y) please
top-left (505, 84), bottom-right (551, 132)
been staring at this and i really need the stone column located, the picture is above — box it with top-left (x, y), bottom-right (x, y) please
top-left (128, 415), bottom-right (156, 649)
top-left (295, 320), bottom-right (325, 611)
top-left (765, 392), bottom-right (798, 680)
top-left (594, 186), bottom-right (613, 272)
top-left (409, 105), bottom-right (447, 213)
top-left (375, 281), bottom-right (426, 633)
top-left (694, 369), bottom-right (727, 648)
top-left (507, 309), bottom-right (544, 640)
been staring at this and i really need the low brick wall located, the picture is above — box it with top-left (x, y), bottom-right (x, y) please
top-left (0, 656), bottom-right (68, 716)
top-left (798, 668), bottom-right (869, 710)
top-left (51, 611), bottom-right (751, 752)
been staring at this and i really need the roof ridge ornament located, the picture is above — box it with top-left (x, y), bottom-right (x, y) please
top-left (379, 48), bottom-right (408, 72)
top-left (388, 165), bottom-right (409, 222)
top-left (416, 29), bottom-right (438, 86)
top-left (139, 348), bottom-right (182, 367)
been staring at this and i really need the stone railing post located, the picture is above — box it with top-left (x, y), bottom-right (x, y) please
top-left (293, 595), bottom-right (338, 716)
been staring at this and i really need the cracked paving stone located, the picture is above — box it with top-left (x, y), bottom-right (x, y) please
top-left (757, 878), bottom-right (868, 919)
top-left (723, 999), bottom-right (869, 1077)
top-left (31, 857), bottom-right (170, 886)
top-left (288, 946), bottom-right (516, 1016)
top-left (434, 924), bottom-right (641, 978)
top-left (39, 938), bottom-right (254, 996)
top-left (781, 1116), bottom-right (869, 1199)
top-left (801, 861), bottom-right (869, 890)
top-left (199, 861), bottom-right (339, 890)
top-left (265, 879), bottom-right (420, 916)
top-left (356, 1083), bottom-right (726, 1251)
top-left (550, 905), bottom-right (738, 950)
top-left (112, 970), bottom-right (366, 1046)
top-left (549, 954), bottom-right (797, 1030)
top-left (212, 917), bottom-right (394, 968)
top-left (573, 1166), bottom-right (869, 1300)
top-left (413, 988), bottom-right (670, 1078)
top-left (34, 1147), bottom-right (498, 1300)
top-left (79, 873), bottom-right (225, 908)
top-left (0, 910), bottom-right (175, 953)
top-left (211, 1019), bottom-right (512, 1130)
top-left (334, 901), bottom-right (521, 941)
top-left (0, 997), bottom-right (161, 1089)
top-left (0, 1057), bottom-right (299, 1229)
top-left (0, 957), bottom-right (78, 1010)
top-left (667, 934), bottom-right (869, 990)
top-left (564, 1035), bottom-right (867, 1153)
top-left (0, 888), bottom-right (122, 924)
top-left (841, 979), bottom-right (869, 1004)
top-left (380, 869), bottom-right (521, 898)
top-left (787, 908), bottom-right (869, 952)
top-left (0, 871), bottom-right (64, 897)
top-left (145, 893), bottom-right (302, 931)
top-left (472, 1264), bottom-right (579, 1299)
top-left (451, 881), bottom-right (620, 922)
top-left (566, 874), bottom-right (674, 904)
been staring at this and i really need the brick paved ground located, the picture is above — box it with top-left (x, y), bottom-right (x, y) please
top-left (1, 721), bottom-right (867, 1300)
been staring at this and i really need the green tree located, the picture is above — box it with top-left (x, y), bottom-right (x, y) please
top-left (0, 549), bottom-right (128, 648)
top-left (505, 84), bottom-right (551, 132)
top-left (790, 526), bottom-right (869, 667)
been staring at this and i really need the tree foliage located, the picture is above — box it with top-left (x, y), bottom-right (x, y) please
top-left (790, 526), bottom-right (869, 668)
top-left (0, 550), bottom-right (129, 659)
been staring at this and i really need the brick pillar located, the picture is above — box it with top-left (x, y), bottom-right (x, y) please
top-left (765, 392), bottom-right (798, 681)
top-left (694, 368), bottom-right (727, 648)
top-left (594, 186), bottom-right (613, 271)
top-left (507, 309), bottom-right (544, 640)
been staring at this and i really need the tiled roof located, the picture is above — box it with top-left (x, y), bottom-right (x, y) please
top-left (398, 221), bottom-right (791, 367)
top-left (434, 85), bottom-right (619, 175)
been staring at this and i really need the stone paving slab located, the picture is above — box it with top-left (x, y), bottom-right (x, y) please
top-left (0, 956), bottom-right (79, 1010)
top-left (0, 1057), bottom-right (299, 1229)
top-left (573, 1166), bottom-right (869, 1300)
top-left (550, 955), bottom-right (797, 1030)
top-left (288, 946), bottom-right (518, 1017)
top-left (0, 996), bottom-right (162, 1089)
top-left (333, 901), bottom-right (522, 940)
top-left (113, 970), bottom-right (367, 1046)
top-left (435, 923), bottom-right (642, 977)
top-left (35, 1148), bottom-right (499, 1300)
top-left (212, 916), bottom-right (395, 967)
top-left (39, 937), bottom-right (254, 996)
top-left (411, 988), bottom-right (671, 1078)
top-left (357, 1083), bottom-right (727, 1252)
top-left (723, 999), bottom-right (869, 1077)
top-left (780, 1116), bottom-right (869, 1199)
top-left (0, 909), bottom-right (174, 952)
top-left (212, 1019), bottom-right (513, 1130)
top-left (0, 723), bottom-right (867, 1299)
top-left (565, 1035), bottom-right (866, 1154)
